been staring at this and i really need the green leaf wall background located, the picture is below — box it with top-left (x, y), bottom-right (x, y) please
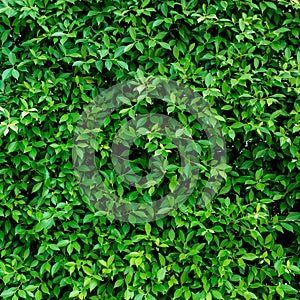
top-left (0, 0), bottom-right (300, 299)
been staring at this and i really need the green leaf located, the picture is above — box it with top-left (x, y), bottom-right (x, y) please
top-left (35, 290), bottom-right (42, 300)
top-left (157, 268), bottom-right (166, 281)
top-left (241, 253), bottom-right (258, 261)
top-left (161, 3), bottom-right (168, 16)
top-left (276, 286), bottom-right (284, 297)
top-left (52, 32), bottom-right (65, 37)
top-left (116, 60), bottom-right (129, 70)
top-left (35, 219), bottom-right (53, 232)
top-left (1, 287), bottom-right (17, 298)
top-left (274, 27), bottom-right (290, 34)
top-left (212, 226), bottom-right (223, 232)
top-left (69, 290), bottom-right (80, 298)
top-left (281, 284), bottom-right (298, 294)
top-left (135, 42), bottom-right (144, 53)
top-left (128, 27), bottom-right (136, 40)
top-left (32, 182), bottom-right (43, 193)
top-left (159, 41), bottom-right (171, 50)
top-left (168, 229), bottom-right (175, 241)
top-left (205, 232), bottom-right (213, 244)
top-left (173, 45), bottom-right (179, 59)
top-left (239, 19), bottom-right (245, 32)
top-left (265, 1), bottom-right (277, 10)
top-left (59, 114), bottom-right (69, 123)
top-left (212, 290), bottom-right (224, 299)
top-left (285, 212), bottom-right (300, 221)
top-left (219, 184), bottom-right (231, 195)
top-left (57, 240), bottom-right (70, 247)
top-left (114, 279), bottom-right (124, 288)
top-left (51, 262), bottom-right (61, 276)
top-left (174, 288), bottom-right (183, 299)
top-left (12, 69), bottom-right (20, 80)
top-left (153, 19), bottom-right (164, 27)
top-left (223, 259), bottom-right (231, 266)
top-left (82, 266), bottom-right (93, 276)
top-left (105, 60), bottom-right (113, 70)
top-left (205, 73), bottom-right (213, 87)
top-left (281, 222), bottom-right (294, 232)
top-left (145, 223), bottom-right (151, 236)
top-left (8, 141), bottom-right (18, 153)
top-left (114, 46), bottom-right (125, 58)
top-left (124, 43), bottom-right (134, 53)
top-left (8, 52), bottom-right (16, 65)
top-left (2, 68), bottom-right (12, 80)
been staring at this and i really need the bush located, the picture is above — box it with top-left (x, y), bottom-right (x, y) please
top-left (0, 0), bottom-right (299, 299)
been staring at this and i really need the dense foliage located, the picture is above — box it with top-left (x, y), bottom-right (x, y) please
top-left (0, 0), bottom-right (300, 299)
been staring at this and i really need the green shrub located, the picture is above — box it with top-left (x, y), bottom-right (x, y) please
top-left (0, 0), bottom-right (299, 299)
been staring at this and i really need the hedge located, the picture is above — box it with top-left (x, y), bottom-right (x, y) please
top-left (0, 0), bottom-right (300, 299)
